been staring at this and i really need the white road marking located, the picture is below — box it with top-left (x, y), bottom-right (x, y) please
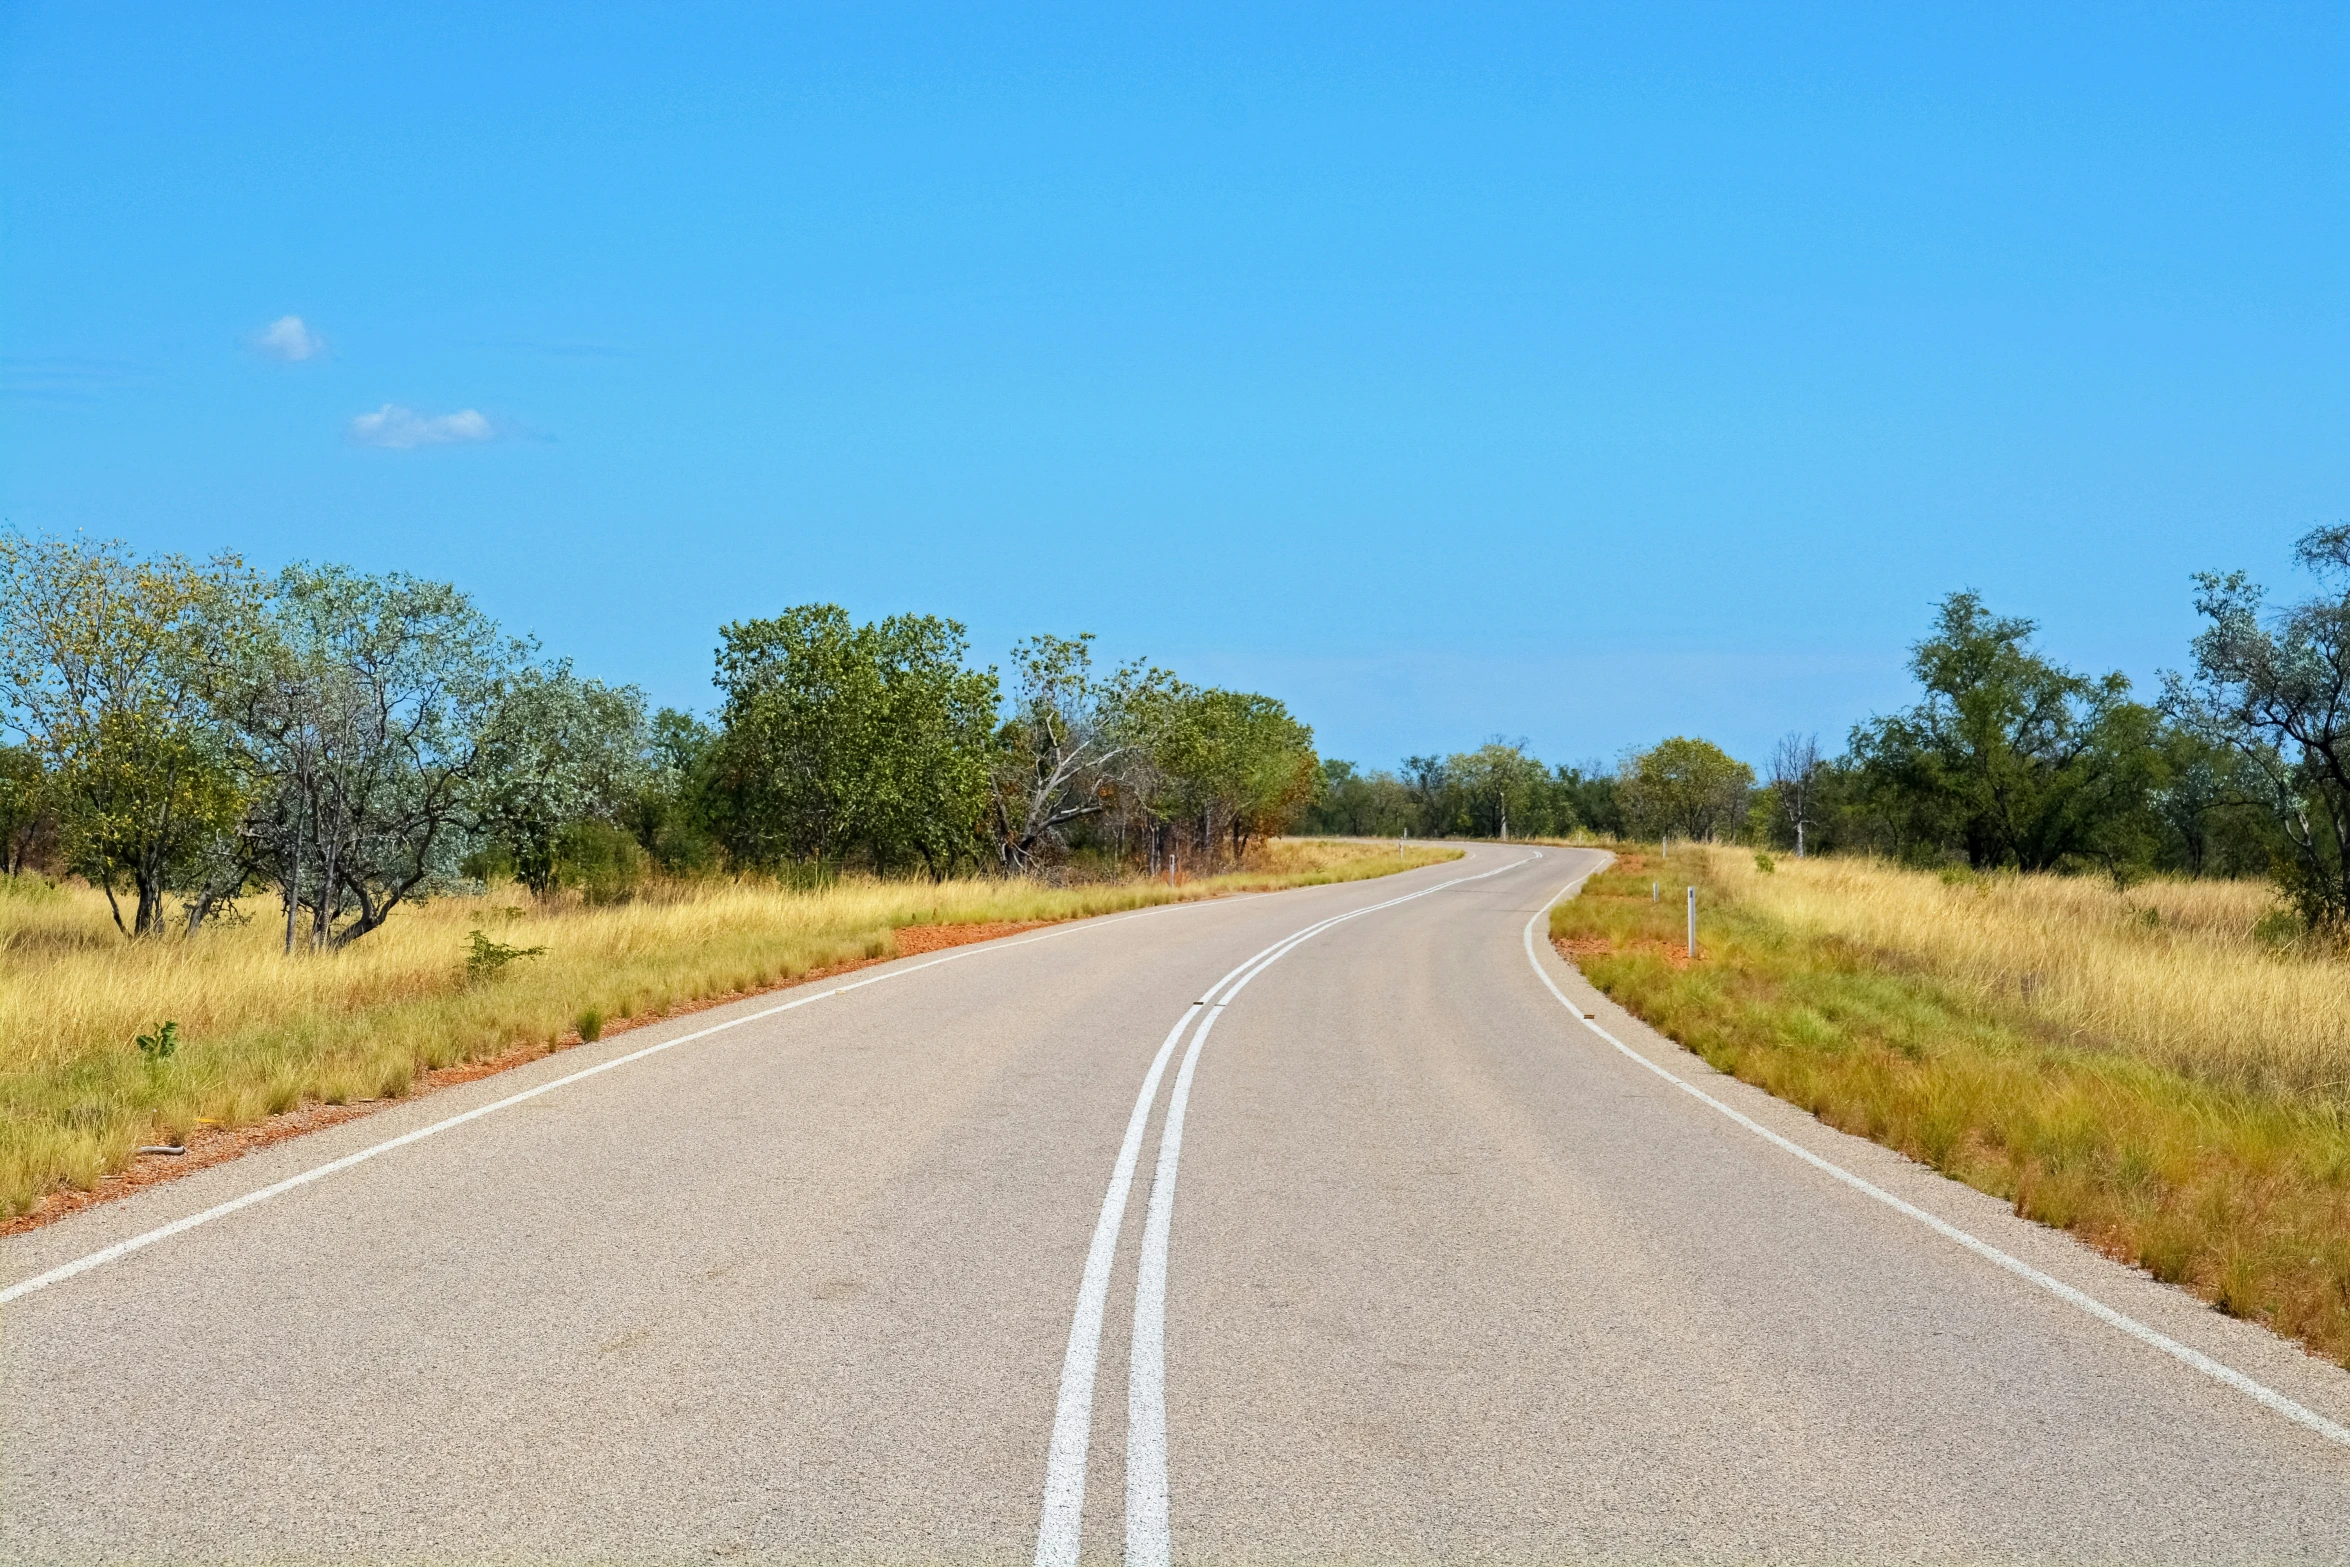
top-left (1124, 1001), bottom-right (1217, 1567)
top-left (0, 896), bottom-right (1244, 1309)
top-left (1522, 866), bottom-right (2350, 1452)
top-left (1033, 1004), bottom-right (1201, 1565)
top-left (1054, 848), bottom-right (1545, 1567)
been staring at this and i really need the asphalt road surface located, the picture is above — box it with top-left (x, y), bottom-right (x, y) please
top-left (7, 844), bottom-right (2349, 1564)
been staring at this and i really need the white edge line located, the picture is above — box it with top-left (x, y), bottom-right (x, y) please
top-left (1, 875), bottom-right (1378, 1309)
top-left (1521, 864), bottom-right (2350, 1452)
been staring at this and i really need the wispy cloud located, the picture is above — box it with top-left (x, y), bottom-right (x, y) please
top-left (347, 403), bottom-right (500, 449)
top-left (0, 356), bottom-right (144, 400)
top-left (257, 315), bottom-right (325, 361)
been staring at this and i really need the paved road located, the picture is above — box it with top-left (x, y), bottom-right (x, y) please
top-left (7, 844), bottom-right (2349, 1563)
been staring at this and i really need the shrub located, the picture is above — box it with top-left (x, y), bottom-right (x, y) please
top-left (464, 929), bottom-right (547, 983)
top-left (556, 822), bottom-right (650, 906)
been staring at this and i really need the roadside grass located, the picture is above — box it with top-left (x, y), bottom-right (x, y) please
top-left (1552, 849), bottom-right (2350, 1366)
top-left (0, 838), bottom-right (1460, 1219)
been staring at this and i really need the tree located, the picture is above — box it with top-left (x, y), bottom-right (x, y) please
top-left (1401, 754), bottom-right (1458, 836)
top-left (0, 743), bottom-right (58, 876)
top-left (989, 634), bottom-right (1170, 872)
top-left (237, 565), bottom-right (523, 949)
top-left (709, 605), bottom-right (998, 876)
top-left (627, 707), bottom-right (720, 873)
top-left (1849, 592), bottom-right (2161, 873)
top-left (0, 531), bottom-right (263, 935)
top-left (1132, 686), bottom-right (1318, 866)
top-left (1768, 733), bottom-right (1823, 857)
top-left (1555, 761), bottom-right (1622, 838)
top-left (1302, 760), bottom-right (1416, 836)
top-left (1443, 740), bottom-right (1561, 840)
top-left (1619, 736), bottom-right (1753, 841)
top-left (475, 666), bottom-right (649, 896)
top-left (2148, 725), bottom-right (2284, 880)
top-left (2170, 527), bottom-right (2350, 927)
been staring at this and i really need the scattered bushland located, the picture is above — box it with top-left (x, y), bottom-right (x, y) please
top-left (0, 532), bottom-right (1326, 957)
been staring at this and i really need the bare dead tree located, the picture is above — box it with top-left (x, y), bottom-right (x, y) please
top-left (990, 635), bottom-right (1171, 873)
top-left (1769, 732), bottom-right (1823, 857)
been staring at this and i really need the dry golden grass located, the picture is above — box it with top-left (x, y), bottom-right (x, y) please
top-left (1709, 852), bottom-right (2345, 1098)
top-left (1552, 848), bottom-right (2350, 1365)
top-left (0, 838), bottom-right (1460, 1218)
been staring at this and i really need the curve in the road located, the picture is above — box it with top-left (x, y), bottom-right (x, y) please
top-left (1034, 849), bottom-right (1547, 1567)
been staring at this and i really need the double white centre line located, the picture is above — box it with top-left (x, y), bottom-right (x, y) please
top-left (1034, 850), bottom-right (1541, 1567)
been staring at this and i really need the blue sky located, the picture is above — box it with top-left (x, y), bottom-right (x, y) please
top-left (3, 3), bottom-right (2343, 771)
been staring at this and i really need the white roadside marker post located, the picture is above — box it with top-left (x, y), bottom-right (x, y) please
top-left (1686, 885), bottom-right (1696, 958)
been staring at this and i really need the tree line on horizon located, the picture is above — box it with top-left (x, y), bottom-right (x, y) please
top-left (1306, 525), bottom-right (2350, 932)
top-left (0, 531), bottom-right (1318, 947)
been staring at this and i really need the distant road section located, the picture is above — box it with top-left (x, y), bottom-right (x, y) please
top-left (8, 844), bottom-right (2348, 1563)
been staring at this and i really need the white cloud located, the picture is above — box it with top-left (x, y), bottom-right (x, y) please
top-left (347, 403), bottom-right (500, 449)
top-left (257, 315), bottom-right (325, 361)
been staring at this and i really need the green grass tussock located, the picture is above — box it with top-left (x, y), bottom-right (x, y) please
top-left (1552, 849), bottom-right (2350, 1366)
top-left (0, 838), bottom-right (1462, 1220)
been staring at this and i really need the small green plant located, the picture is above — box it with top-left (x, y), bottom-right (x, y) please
top-left (2252, 907), bottom-right (2303, 950)
top-left (135, 1021), bottom-right (179, 1061)
top-left (465, 928), bottom-right (547, 983)
top-left (1754, 853), bottom-right (1776, 874)
top-left (574, 1006), bottom-right (604, 1043)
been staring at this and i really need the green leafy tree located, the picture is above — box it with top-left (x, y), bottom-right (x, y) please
top-left (475, 665), bottom-right (650, 896)
top-left (0, 743), bottom-right (57, 876)
top-left (1851, 592), bottom-right (2162, 872)
top-left (1619, 736), bottom-right (1754, 842)
top-left (709, 605), bottom-right (998, 876)
top-left (1302, 760), bottom-right (1417, 836)
top-left (2170, 527), bottom-right (2350, 926)
top-left (1554, 761), bottom-right (1622, 838)
top-left (1445, 740), bottom-right (1564, 839)
top-left (236, 564), bottom-right (524, 949)
top-left (2146, 725), bottom-right (2285, 879)
top-left (1145, 688), bottom-right (1317, 863)
top-left (0, 531), bottom-right (263, 935)
top-left (626, 707), bottom-right (720, 872)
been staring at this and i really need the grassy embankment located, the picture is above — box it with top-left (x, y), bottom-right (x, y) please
top-left (0, 837), bottom-right (1460, 1218)
top-left (1553, 848), bottom-right (2350, 1365)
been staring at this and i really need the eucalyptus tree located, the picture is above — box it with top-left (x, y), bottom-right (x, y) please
top-left (1446, 740), bottom-right (1559, 840)
top-left (989, 633), bottom-right (1177, 872)
top-left (474, 665), bottom-right (650, 896)
top-left (0, 530), bottom-right (263, 935)
top-left (2170, 526), bottom-right (2350, 927)
top-left (244, 564), bottom-right (524, 948)
top-left (1302, 760), bottom-right (1416, 837)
